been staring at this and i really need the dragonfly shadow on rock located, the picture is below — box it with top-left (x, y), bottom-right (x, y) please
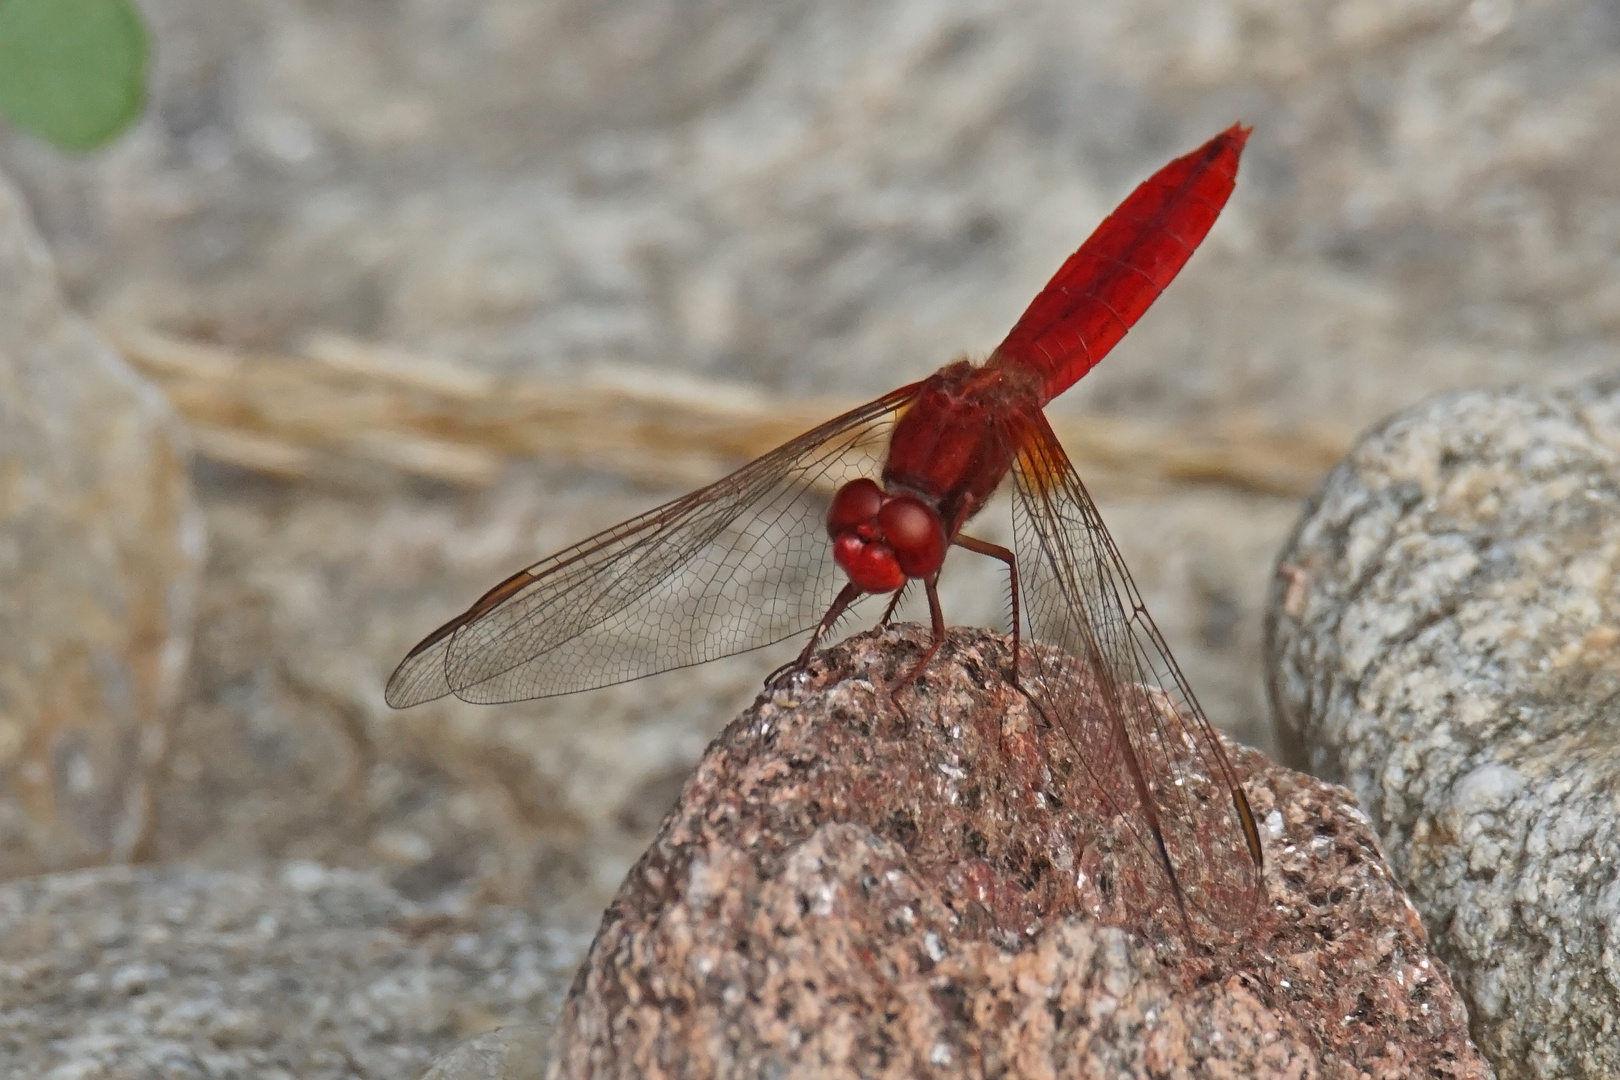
top-left (755, 623), bottom-right (1268, 964)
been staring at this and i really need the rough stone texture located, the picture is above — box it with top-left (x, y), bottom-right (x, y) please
top-left (544, 626), bottom-right (1490, 1079)
top-left (421, 1025), bottom-right (553, 1080)
top-left (0, 171), bottom-right (202, 879)
top-left (0, 862), bottom-right (590, 1079)
top-left (1266, 377), bottom-right (1620, 1079)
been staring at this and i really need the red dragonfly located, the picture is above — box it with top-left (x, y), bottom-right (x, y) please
top-left (388, 125), bottom-right (1264, 936)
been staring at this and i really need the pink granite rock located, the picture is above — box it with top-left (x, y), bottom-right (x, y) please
top-left (544, 625), bottom-right (1491, 1079)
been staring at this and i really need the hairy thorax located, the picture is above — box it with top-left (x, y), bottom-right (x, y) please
top-left (882, 358), bottom-right (1045, 536)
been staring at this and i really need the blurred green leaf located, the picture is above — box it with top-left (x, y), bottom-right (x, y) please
top-left (0, 0), bottom-right (148, 151)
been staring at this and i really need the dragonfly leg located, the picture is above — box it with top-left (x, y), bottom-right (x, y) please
top-left (890, 574), bottom-right (947, 694)
top-left (953, 533), bottom-right (1021, 681)
top-left (765, 579), bottom-right (866, 687)
top-left (877, 583), bottom-right (909, 626)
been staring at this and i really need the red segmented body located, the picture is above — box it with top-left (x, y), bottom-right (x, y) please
top-left (993, 124), bottom-right (1248, 404)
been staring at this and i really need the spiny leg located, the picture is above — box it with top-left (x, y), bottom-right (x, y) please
top-left (890, 574), bottom-right (946, 694)
top-left (765, 579), bottom-right (866, 686)
top-left (952, 532), bottom-right (1021, 757)
top-left (877, 582), bottom-right (909, 626)
top-left (953, 533), bottom-right (1021, 681)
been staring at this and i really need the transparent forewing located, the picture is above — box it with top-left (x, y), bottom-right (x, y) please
top-left (385, 387), bottom-right (917, 707)
top-left (1008, 413), bottom-right (1262, 935)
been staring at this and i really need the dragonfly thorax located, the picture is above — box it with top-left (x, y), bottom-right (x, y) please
top-left (827, 477), bottom-right (947, 593)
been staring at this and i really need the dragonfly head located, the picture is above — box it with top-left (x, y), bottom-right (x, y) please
top-left (827, 478), bottom-right (947, 593)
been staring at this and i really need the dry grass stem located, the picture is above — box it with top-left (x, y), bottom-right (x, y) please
top-left (112, 326), bottom-right (1349, 496)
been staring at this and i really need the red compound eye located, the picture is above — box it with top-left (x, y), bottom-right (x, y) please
top-left (827, 480), bottom-right (947, 593)
top-left (828, 478), bottom-right (885, 535)
top-left (828, 479), bottom-right (916, 593)
top-left (878, 496), bottom-right (946, 577)
top-left (832, 533), bottom-right (906, 593)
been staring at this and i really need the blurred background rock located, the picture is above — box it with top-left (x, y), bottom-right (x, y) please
top-left (2, 0), bottom-right (1616, 927)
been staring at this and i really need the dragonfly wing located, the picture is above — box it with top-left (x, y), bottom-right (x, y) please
top-left (386, 386), bottom-right (918, 707)
top-left (1008, 412), bottom-right (1263, 936)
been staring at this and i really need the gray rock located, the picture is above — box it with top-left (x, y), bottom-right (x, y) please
top-left (1266, 378), bottom-right (1620, 1079)
top-left (421, 1025), bottom-right (552, 1080)
top-left (543, 625), bottom-right (1491, 1079)
top-left (0, 170), bottom-right (202, 878)
top-left (0, 863), bottom-right (590, 1079)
